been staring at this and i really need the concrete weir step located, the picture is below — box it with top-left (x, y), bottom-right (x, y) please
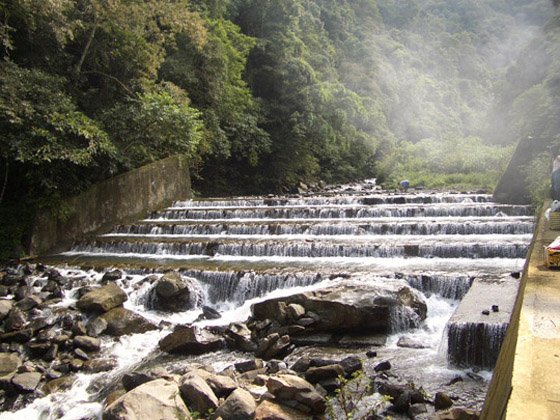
top-left (447, 275), bottom-right (521, 368)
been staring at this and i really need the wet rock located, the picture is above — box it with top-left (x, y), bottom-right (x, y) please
top-left (76, 283), bottom-right (127, 313)
top-left (267, 374), bottom-right (326, 415)
top-left (84, 358), bottom-right (118, 373)
top-left (122, 372), bottom-right (154, 392)
top-left (86, 317), bottom-right (108, 337)
top-left (206, 374), bottom-right (238, 399)
top-left (147, 272), bottom-right (202, 312)
top-left (256, 334), bottom-right (293, 361)
top-left (340, 356), bottom-right (362, 377)
top-left (255, 400), bottom-right (308, 420)
top-left (290, 357), bottom-right (310, 373)
top-left (4, 308), bottom-right (26, 331)
top-left (1, 328), bottom-right (33, 343)
top-left (0, 353), bottom-right (22, 381)
top-left (16, 295), bottom-right (42, 312)
top-left (101, 270), bottom-right (123, 284)
top-left (99, 307), bottom-right (157, 336)
top-left (12, 372), bottom-right (42, 392)
top-left (104, 379), bottom-right (191, 420)
top-left (434, 407), bottom-right (480, 420)
top-left (251, 282), bottom-right (426, 334)
top-left (27, 342), bottom-right (51, 357)
top-left (43, 344), bottom-right (59, 362)
top-left (225, 323), bottom-right (257, 352)
top-left (0, 300), bottom-right (13, 320)
top-left (304, 365), bottom-right (344, 384)
top-left (14, 285), bottom-right (33, 301)
top-left (73, 335), bottom-right (101, 352)
top-left (159, 325), bottom-right (225, 355)
top-left (179, 373), bottom-right (219, 415)
top-left (374, 360), bottom-right (391, 372)
top-left (235, 359), bottom-right (264, 374)
top-left (409, 403), bottom-right (428, 416)
top-left (42, 375), bottom-right (75, 394)
top-left (266, 360), bottom-right (287, 374)
top-left (397, 336), bottom-right (429, 349)
top-left (74, 348), bottom-right (89, 360)
top-left (366, 350), bottom-right (378, 358)
top-left (286, 303), bottom-right (305, 321)
top-left (200, 306), bottom-right (221, 320)
top-left (211, 388), bottom-right (256, 420)
top-left (435, 392), bottom-right (454, 410)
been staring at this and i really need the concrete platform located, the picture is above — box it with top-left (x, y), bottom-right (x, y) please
top-left (482, 206), bottom-right (560, 419)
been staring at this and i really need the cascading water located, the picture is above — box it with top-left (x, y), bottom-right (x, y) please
top-left (3, 185), bottom-right (533, 418)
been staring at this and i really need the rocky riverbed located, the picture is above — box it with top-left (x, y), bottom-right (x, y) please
top-left (0, 263), bottom-right (486, 419)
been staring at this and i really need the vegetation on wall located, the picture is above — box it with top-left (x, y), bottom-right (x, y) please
top-left (0, 0), bottom-right (557, 259)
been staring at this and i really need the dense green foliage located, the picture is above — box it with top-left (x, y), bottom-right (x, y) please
top-left (0, 0), bottom-right (557, 259)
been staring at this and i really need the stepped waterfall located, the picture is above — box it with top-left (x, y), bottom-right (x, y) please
top-left (2, 183), bottom-right (533, 419)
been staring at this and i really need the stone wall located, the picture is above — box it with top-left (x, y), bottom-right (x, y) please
top-left (30, 155), bottom-right (192, 256)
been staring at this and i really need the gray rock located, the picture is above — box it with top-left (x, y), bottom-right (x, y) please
top-left (212, 388), bottom-right (256, 420)
top-left (86, 317), bottom-right (108, 337)
top-left (256, 334), bottom-right (292, 361)
top-left (159, 326), bottom-right (225, 355)
top-left (179, 373), bottom-right (219, 415)
top-left (99, 307), bottom-right (157, 336)
top-left (4, 308), bottom-right (26, 331)
top-left (103, 378), bottom-right (191, 420)
top-left (147, 272), bottom-right (202, 312)
top-left (73, 336), bottom-right (101, 352)
top-left (235, 359), bottom-right (264, 374)
top-left (16, 295), bottom-right (42, 311)
top-left (397, 336), bottom-right (429, 349)
top-left (255, 400), bottom-right (308, 420)
top-left (0, 353), bottom-right (22, 381)
top-left (122, 372), bottom-right (154, 391)
top-left (84, 358), bottom-right (118, 373)
top-left (435, 391), bottom-right (454, 410)
top-left (304, 364), bottom-right (344, 384)
top-left (0, 300), bottom-right (13, 320)
top-left (225, 323), bottom-right (257, 352)
top-left (77, 283), bottom-right (127, 313)
top-left (206, 374), bottom-right (238, 398)
top-left (12, 371), bottom-right (42, 392)
top-left (267, 374), bottom-right (326, 415)
top-left (251, 282), bottom-right (426, 335)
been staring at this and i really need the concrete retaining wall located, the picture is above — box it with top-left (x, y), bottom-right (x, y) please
top-left (480, 205), bottom-right (544, 419)
top-left (30, 155), bottom-right (192, 256)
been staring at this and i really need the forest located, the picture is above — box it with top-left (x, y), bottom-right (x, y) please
top-left (0, 0), bottom-right (558, 259)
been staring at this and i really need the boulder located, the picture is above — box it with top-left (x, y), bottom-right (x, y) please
top-left (304, 365), bottom-right (344, 384)
top-left (4, 308), bottom-right (26, 331)
top-left (12, 371), bottom-right (42, 392)
top-left (397, 336), bottom-right (429, 349)
top-left (206, 374), bottom-right (238, 398)
top-left (101, 270), bottom-right (123, 284)
top-left (159, 326), bottom-right (225, 355)
top-left (435, 392), bottom-right (454, 410)
top-left (147, 272), bottom-right (202, 312)
top-left (266, 374), bottom-right (326, 415)
top-left (255, 400), bottom-right (310, 420)
top-left (235, 359), bottom-right (264, 374)
top-left (434, 407), bottom-right (480, 420)
top-left (99, 307), bottom-right (158, 336)
top-left (73, 335), bottom-right (101, 352)
top-left (0, 353), bottom-right (22, 381)
top-left (179, 373), bottom-right (219, 415)
top-left (84, 358), bottom-right (118, 373)
top-left (42, 375), bottom-right (76, 394)
top-left (251, 281), bottom-right (426, 334)
top-left (225, 323), bottom-right (257, 352)
top-left (122, 372), bottom-right (155, 392)
top-left (255, 334), bottom-right (293, 361)
top-left (77, 283), bottom-right (127, 313)
top-left (211, 388), bottom-right (256, 420)
top-left (103, 379), bottom-right (191, 420)
top-left (0, 300), bottom-right (13, 320)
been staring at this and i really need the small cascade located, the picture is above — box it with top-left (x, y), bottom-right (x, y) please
top-left (27, 183), bottom-right (535, 419)
top-left (447, 322), bottom-right (508, 368)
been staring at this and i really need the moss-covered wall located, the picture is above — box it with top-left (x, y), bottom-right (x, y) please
top-left (30, 155), bottom-right (192, 255)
